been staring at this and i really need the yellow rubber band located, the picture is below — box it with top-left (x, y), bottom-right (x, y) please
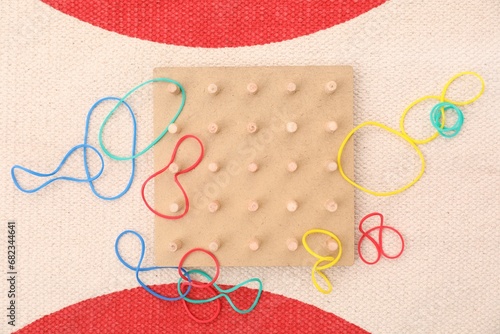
top-left (302, 229), bottom-right (343, 294)
top-left (337, 121), bottom-right (426, 197)
top-left (440, 71), bottom-right (485, 106)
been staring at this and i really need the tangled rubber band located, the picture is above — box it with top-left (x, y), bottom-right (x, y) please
top-left (99, 78), bottom-right (186, 161)
top-left (115, 230), bottom-right (263, 323)
top-left (430, 102), bottom-right (464, 138)
top-left (358, 212), bottom-right (404, 265)
top-left (177, 269), bottom-right (263, 315)
top-left (302, 229), bottom-right (343, 294)
top-left (12, 96), bottom-right (137, 200)
top-left (338, 72), bottom-right (484, 196)
top-left (141, 134), bottom-right (204, 219)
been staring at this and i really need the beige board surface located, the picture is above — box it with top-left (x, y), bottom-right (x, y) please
top-left (153, 66), bottom-right (354, 267)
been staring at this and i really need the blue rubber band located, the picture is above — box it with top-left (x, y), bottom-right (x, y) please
top-left (177, 269), bottom-right (263, 314)
top-left (83, 97), bottom-right (137, 200)
top-left (11, 144), bottom-right (104, 193)
top-left (115, 230), bottom-right (192, 302)
top-left (430, 102), bottom-right (464, 138)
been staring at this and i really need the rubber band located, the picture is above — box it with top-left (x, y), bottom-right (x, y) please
top-left (177, 269), bottom-right (263, 314)
top-left (12, 97), bottom-right (136, 200)
top-left (99, 78), bottom-right (186, 161)
top-left (302, 229), bottom-right (343, 294)
top-left (358, 212), bottom-right (405, 265)
top-left (179, 282), bottom-right (221, 324)
top-left (430, 102), bottom-right (464, 138)
top-left (114, 230), bottom-right (192, 301)
top-left (141, 135), bottom-right (204, 219)
top-left (337, 121), bottom-right (426, 197)
top-left (11, 144), bottom-right (105, 193)
top-left (178, 248), bottom-right (220, 288)
top-left (399, 95), bottom-right (445, 145)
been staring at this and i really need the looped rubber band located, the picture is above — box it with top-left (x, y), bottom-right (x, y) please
top-left (178, 248), bottom-right (220, 288)
top-left (114, 230), bottom-right (192, 301)
top-left (430, 102), bottom-right (464, 138)
top-left (141, 134), bottom-right (204, 219)
top-left (177, 269), bottom-right (263, 315)
top-left (99, 78), bottom-right (186, 161)
top-left (358, 212), bottom-right (405, 265)
top-left (180, 283), bottom-right (221, 324)
top-left (302, 229), bottom-right (343, 294)
top-left (337, 121), bottom-right (426, 197)
top-left (11, 144), bottom-right (105, 193)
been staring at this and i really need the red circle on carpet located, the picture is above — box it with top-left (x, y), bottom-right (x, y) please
top-left (15, 284), bottom-right (368, 333)
top-left (41, 0), bottom-right (387, 48)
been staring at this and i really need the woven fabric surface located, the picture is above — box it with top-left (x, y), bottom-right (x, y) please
top-left (0, 0), bottom-right (499, 333)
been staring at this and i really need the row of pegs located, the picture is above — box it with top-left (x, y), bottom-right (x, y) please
top-left (167, 121), bottom-right (339, 135)
top-left (168, 199), bottom-right (338, 214)
top-left (167, 236), bottom-right (339, 253)
top-left (167, 81), bottom-right (338, 96)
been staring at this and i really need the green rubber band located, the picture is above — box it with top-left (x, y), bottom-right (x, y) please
top-left (99, 78), bottom-right (186, 160)
top-left (177, 269), bottom-right (263, 315)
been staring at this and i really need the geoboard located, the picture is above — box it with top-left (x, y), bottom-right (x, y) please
top-left (153, 66), bottom-right (354, 267)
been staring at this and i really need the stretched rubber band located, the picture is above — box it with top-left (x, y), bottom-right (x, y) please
top-left (430, 102), bottom-right (464, 138)
top-left (337, 121), bottom-right (426, 197)
top-left (141, 135), bottom-right (204, 219)
top-left (179, 282), bottom-right (221, 324)
top-left (178, 248), bottom-right (220, 288)
top-left (177, 269), bottom-right (263, 314)
top-left (302, 229), bottom-right (343, 294)
top-left (114, 230), bottom-right (192, 301)
top-left (83, 97), bottom-right (137, 200)
top-left (99, 78), bottom-right (186, 161)
top-left (358, 212), bottom-right (404, 265)
top-left (11, 144), bottom-right (104, 193)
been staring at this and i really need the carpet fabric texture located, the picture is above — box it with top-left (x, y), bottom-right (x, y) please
top-left (0, 0), bottom-right (499, 333)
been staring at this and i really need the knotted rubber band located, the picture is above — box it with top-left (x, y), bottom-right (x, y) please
top-left (99, 78), bottom-right (186, 161)
top-left (430, 102), bottom-right (464, 138)
top-left (177, 269), bottom-right (263, 314)
top-left (302, 229), bottom-right (343, 294)
top-left (178, 248), bottom-right (220, 288)
top-left (11, 144), bottom-right (105, 193)
top-left (114, 230), bottom-right (192, 301)
top-left (358, 212), bottom-right (405, 265)
top-left (337, 121), bottom-right (426, 197)
top-left (141, 134), bottom-right (204, 219)
top-left (179, 282), bottom-right (222, 324)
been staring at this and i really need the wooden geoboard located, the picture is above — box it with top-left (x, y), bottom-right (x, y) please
top-left (153, 66), bottom-right (354, 267)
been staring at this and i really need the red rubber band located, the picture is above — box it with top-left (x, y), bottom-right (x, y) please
top-left (141, 134), bottom-right (204, 220)
top-left (178, 248), bottom-right (220, 288)
top-left (180, 282), bottom-right (221, 324)
top-left (357, 212), bottom-right (405, 265)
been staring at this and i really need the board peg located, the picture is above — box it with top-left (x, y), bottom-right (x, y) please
top-left (247, 82), bottom-right (258, 94)
top-left (248, 200), bottom-right (259, 212)
top-left (247, 122), bottom-right (258, 133)
top-left (168, 162), bottom-right (179, 173)
top-left (326, 238), bottom-right (339, 252)
top-left (325, 200), bottom-right (338, 212)
top-left (249, 238), bottom-right (260, 251)
top-left (325, 81), bottom-right (337, 94)
top-left (167, 83), bottom-right (180, 95)
top-left (169, 202), bottom-right (180, 213)
top-left (326, 121), bottom-right (338, 133)
top-left (287, 161), bottom-right (298, 172)
top-left (286, 82), bottom-right (297, 93)
top-left (208, 122), bottom-right (219, 134)
top-left (168, 239), bottom-right (182, 252)
top-left (207, 83), bottom-right (219, 95)
top-left (168, 123), bottom-right (180, 134)
top-left (208, 200), bottom-right (220, 213)
top-left (287, 238), bottom-right (299, 251)
top-left (208, 162), bottom-right (219, 172)
top-left (247, 162), bottom-right (259, 173)
top-left (326, 161), bottom-right (338, 172)
top-left (286, 121), bottom-right (298, 133)
top-left (209, 239), bottom-right (221, 252)
top-left (287, 200), bottom-right (298, 212)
